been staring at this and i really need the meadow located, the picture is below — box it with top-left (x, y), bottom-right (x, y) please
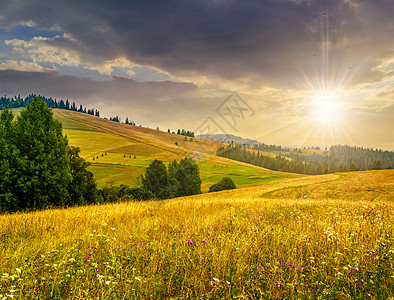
top-left (0, 170), bottom-right (392, 299)
top-left (53, 109), bottom-right (298, 190)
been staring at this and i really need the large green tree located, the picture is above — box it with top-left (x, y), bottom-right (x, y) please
top-left (12, 97), bottom-right (72, 209)
top-left (0, 97), bottom-right (97, 212)
top-left (168, 157), bottom-right (201, 197)
top-left (141, 159), bottom-right (175, 199)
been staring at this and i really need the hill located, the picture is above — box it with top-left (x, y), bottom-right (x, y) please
top-left (52, 109), bottom-right (300, 190)
top-left (196, 133), bottom-right (261, 145)
top-left (0, 169), bottom-right (392, 298)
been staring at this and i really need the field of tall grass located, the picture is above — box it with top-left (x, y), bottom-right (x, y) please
top-left (1, 170), bottom-right (393, 299)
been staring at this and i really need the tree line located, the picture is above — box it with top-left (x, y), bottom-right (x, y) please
top-left (216, 144), bottom-right (393, 175)
top-left (0, 94), bottom-right (100, 117)
top-left (217, 144), bottom-right (321, 174)
top-left (1, 94), bottom-right (197, 139)
top-left (288, 145), bottom-right (393, 171)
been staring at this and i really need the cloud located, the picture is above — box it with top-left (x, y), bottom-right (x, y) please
top-left (0, 59), bottom-right (53, 72)
top-left (4, 35), bottom-right (135, 76)
top-left (0, 0), bottom-right (393, 89)
top-left (0, 70), bottom-right (197, 103)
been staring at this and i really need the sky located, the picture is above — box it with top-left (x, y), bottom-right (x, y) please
top-left (0, 0), bottom-right (393, 149)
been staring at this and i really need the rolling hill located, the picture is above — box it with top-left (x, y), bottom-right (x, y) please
top-left (52, 109), bottom-right (301, 190)
top-left (196, 133), bottom-right (261, 145)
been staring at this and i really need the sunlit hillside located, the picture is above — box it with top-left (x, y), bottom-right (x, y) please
top-left (0, 170), bottom-right (392, 298)
top-left (53, 109), bottom-right (301, 190)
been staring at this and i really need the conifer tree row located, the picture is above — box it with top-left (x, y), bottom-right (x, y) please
top-left (217, 144), bottom-right (393, 175)
top-left (0, 94), bottom-right (100, 117)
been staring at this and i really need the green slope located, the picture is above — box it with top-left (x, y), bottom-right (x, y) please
top-left (53, 109), bottom-right (303, 190)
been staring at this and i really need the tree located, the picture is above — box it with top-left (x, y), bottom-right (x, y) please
top-left (0, 109), bottom-right (20, 211)
top-left (168, 157), bottom-right (201, 197)
top-left (67, 146), bottom-right (97, 205)
top-left (0, 98), bottom-right (98, 212)
top-left (209, 177), bottom-right (236, 193)
top-left (372, 160), bottom-right (382, 170)
top-left (141, 159), bottom-right (174, 199)
top-left (350, 163), bottom-right (359, 172)
top-left (11, 97), bottom-right (72, 209)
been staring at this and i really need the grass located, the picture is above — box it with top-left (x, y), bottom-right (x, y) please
top-left (52, 109), bottom-right (297, 189)
top-left (0, 170), bottom-right (393, 299)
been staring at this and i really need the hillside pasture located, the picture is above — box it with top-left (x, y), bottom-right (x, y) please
top-left (53, 109), bottom-right (298, 189)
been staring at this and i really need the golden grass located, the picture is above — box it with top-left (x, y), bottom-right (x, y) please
top-left (1, 170), bottom-right (393, 299)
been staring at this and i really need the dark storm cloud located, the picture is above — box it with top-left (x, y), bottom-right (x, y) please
top-left (0, 70), bottom-right (197, 104)
top-left (1, 0), bottom-right (393, 88)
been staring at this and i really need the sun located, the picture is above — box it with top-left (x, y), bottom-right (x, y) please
top-left (311, 93), bottom-right (342, 124)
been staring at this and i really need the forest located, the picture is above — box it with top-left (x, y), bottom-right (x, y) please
top-left (217, 144), bottom-right (392, 175)
top-left (0, 94), bottom-right (100, 117)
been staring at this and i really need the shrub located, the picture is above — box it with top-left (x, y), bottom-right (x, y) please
top-left (209, 177), bottom-right (236, 192)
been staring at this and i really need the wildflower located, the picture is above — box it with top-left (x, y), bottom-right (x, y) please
top-left (189, 240), bottom-right (193, 245)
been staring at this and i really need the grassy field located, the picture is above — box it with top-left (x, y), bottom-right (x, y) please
top-left (0, 170), bottom-right (393, 299)
top-left (53, 109), bottom-right (299, 190)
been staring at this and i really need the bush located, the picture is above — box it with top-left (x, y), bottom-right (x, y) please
top-left (209, 177), bottom-right (236, 193)
top-left (96, 185), bottom-right (154, 203)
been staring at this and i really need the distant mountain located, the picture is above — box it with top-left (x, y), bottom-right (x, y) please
top-left (196, 134), bottom-right (261, 145)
